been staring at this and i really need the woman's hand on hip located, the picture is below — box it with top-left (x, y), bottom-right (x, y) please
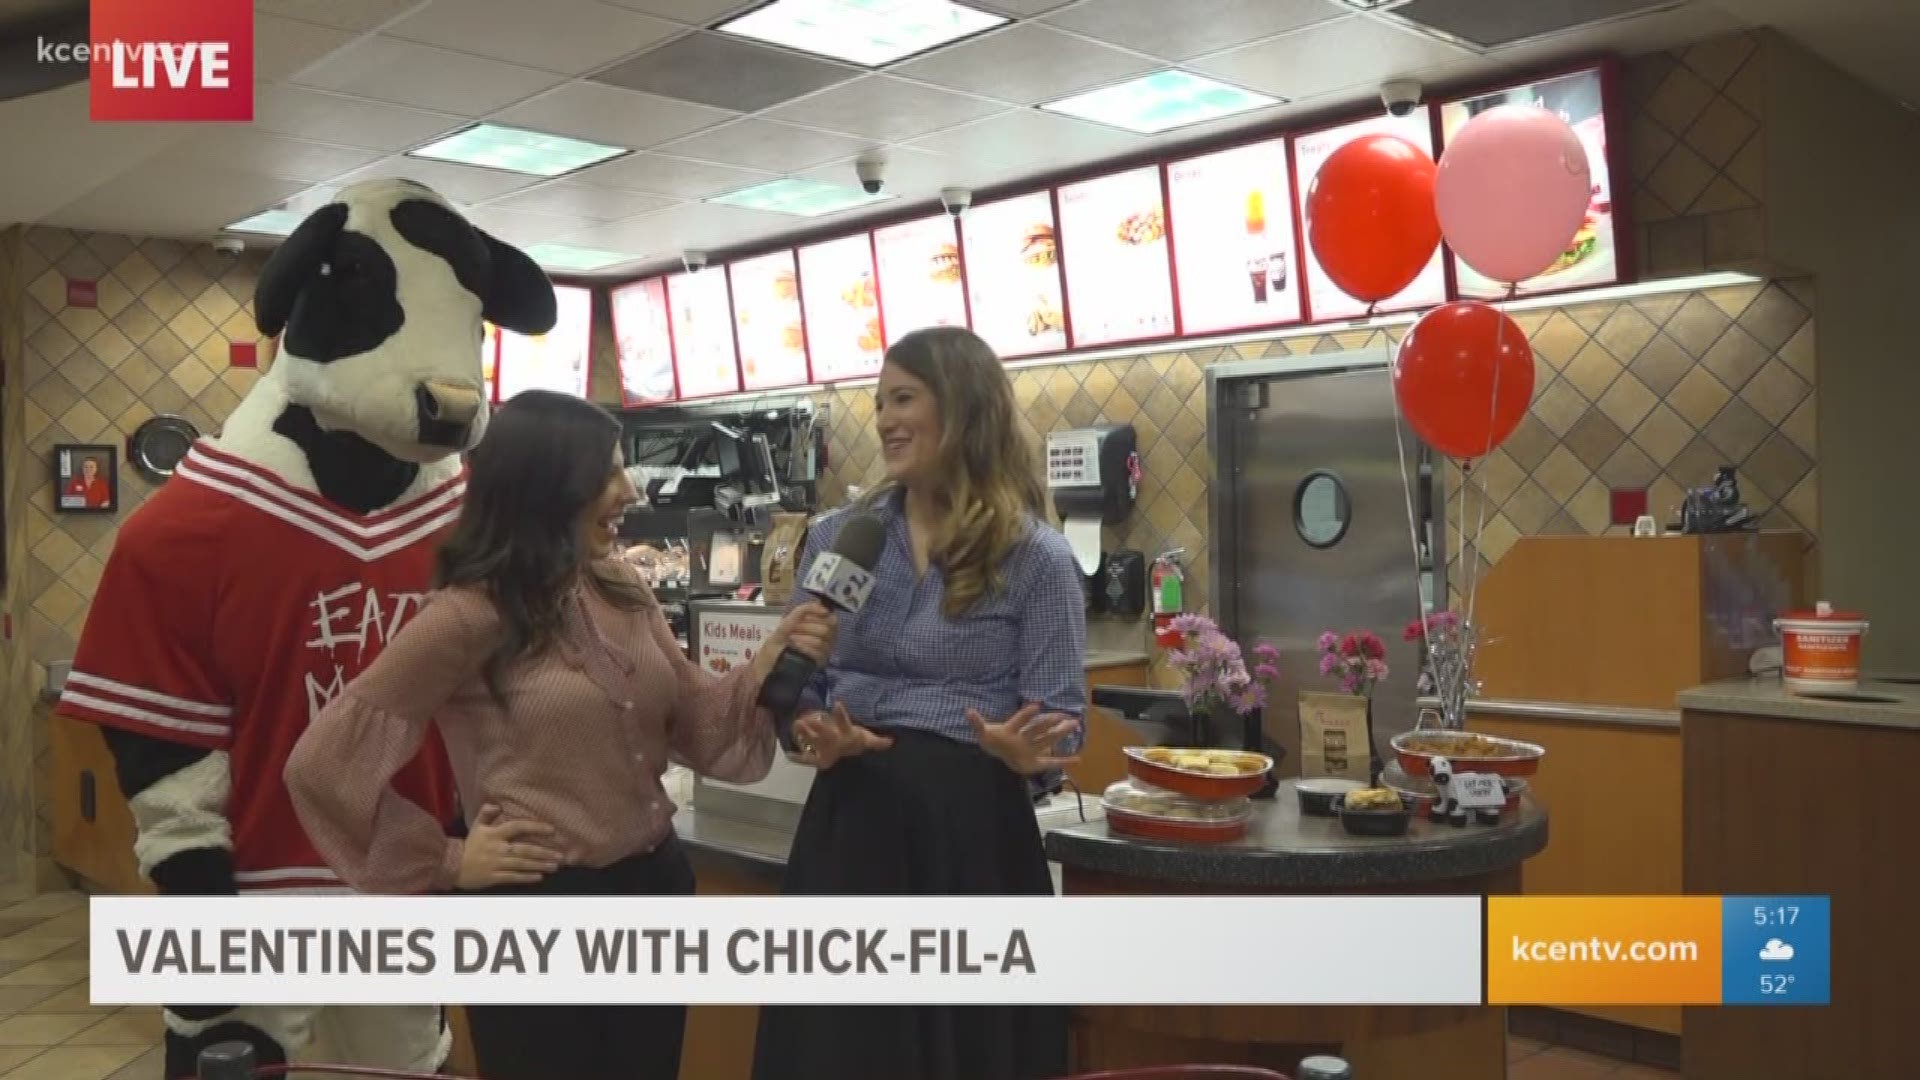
top-left (789, 702), bottom-right (893, 769)
top-left (754, 602), bottom-right (837, 682)
top-left (967, 704), bottom-right (1082, 776)
top-left (457, 804), bottom-right (565, 889)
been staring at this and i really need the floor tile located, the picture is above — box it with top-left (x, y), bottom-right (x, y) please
top-left (1615, 1067), bottom-right (1681, 1078)
top-left (1510, 1047), bottom-right (1620, 1080)
top-left (13, 913), bottom-right (88, 941)
top-left (1509, 1035), bottom-right (1548, 1061)
top-left (0, 919), bottom-right (45, 941)
top-left (103, 1045), bottom-right (163, 1080)
top-left (0, 1011), bottom-right (99, 1046)
top-left (0, 937), bottom-right (73, 968)
top-left (0, 1048), bottom-right (46, 1072)
top-left (0, 959), bottom-right (89, 988)
top-left (0, 895), bottom-right (84, 922)
top-left (0, 1043), bottom-right (147, 1080)
top-left (23, 984), bottom-right (111, 1016)
top-left (0, 987), bottom-right (65, 1020)
top-left (69, 1009), bottom-right (163, 1046)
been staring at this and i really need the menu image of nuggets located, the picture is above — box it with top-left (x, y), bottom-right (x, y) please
top-left (667, 268), bottom-right (741, 399)
top-left (1168, 137), bottom-right (1302, 333)
top-left (1057, 166), bottom-right (1174, 347)
top-left (729, 250), bottom-right (810, 391)
top-left (961, 190), bottom-right (1067, 359)
top-left (800, 233), bottom-right (885, 382)
top-left (1292, 109), bottom-right (1447, 321)
top-left (610, 277), bottom-right (676, 406)
top-left (874, 214), bottom-right (968, 348)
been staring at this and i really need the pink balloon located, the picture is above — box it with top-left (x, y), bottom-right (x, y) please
top-left (1436, 105), bottom-right (1593, 285)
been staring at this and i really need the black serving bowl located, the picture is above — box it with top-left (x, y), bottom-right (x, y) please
top-left (1332, 796), bottom-right (1413, 837)
top-left (1296, 778), bottom-right (1364, 818)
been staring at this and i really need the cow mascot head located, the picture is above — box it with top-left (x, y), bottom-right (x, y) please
top-left (58, 178), bottom-right (554, 1077)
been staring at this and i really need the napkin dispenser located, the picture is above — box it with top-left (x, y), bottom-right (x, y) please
top-left (1047, 425), bottom-right (1138, 576)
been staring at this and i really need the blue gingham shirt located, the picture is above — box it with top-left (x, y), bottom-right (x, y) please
top-left (785, 490), bottom-right (1088, 789)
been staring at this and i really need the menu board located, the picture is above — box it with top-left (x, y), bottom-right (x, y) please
top-left (1292, 108), bottom-right (1447, 321)
top-left (481, 321), bottom-right (500, 404)
top-left (1167, 137), bottom-right (1303, 333)
top-left (1057, 166), bottom-right (1175, 347)
top-left (874, 214), bottom-right (967, 348)
top-left (960, 190), bottom-right (1067, 359)
top-left (496, 284), bottom-right (593, 400)
top-left (728, 251), bottom-right (809, 391)
top-left (666, 269), bottom-right (740, 399)
top-left (798, 234), bottom-right (885, 383)
top-left (610, 277), bottom-right (676, 406)
top-left (1440, 67), bottom-right (1618, 298)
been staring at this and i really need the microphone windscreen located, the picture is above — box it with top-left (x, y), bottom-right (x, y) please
top-left (830, 513), bottom-right (887, 572)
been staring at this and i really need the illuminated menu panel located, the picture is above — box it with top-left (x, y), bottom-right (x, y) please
top-left (610, 277), bottom-right (675, 407)
top-left (1292, 108), bottom-right (1447, 321)
top-left (1167, 137), bottom-right (1302, 333)
top-left (1440, 67), bottom-right (1618, 299)
top-left (960, 190), bottom-right (1066, 359)
top-left (874, 214), bottom-right (967, 348)
top-left (666, 269), bottom-right (740, 399)
top-left (1058, 166), bottom-right (1175, 347)
top-left (482, 321), bottom-right (500, 404)
top-left (728, 251), bottom-right (809, 391)
top-left (496, 284), bottom-right (593, 400)
top-left (799, 234), bottom-right (885, 383)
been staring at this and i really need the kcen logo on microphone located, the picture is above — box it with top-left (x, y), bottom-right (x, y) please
top-left (85, 0), bottom-right (253, 122)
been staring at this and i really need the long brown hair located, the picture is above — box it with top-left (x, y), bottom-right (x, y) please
top-left (871, 327), bottom-right (1044, 617)
top-left (434, 390), bottom-right (649, 701)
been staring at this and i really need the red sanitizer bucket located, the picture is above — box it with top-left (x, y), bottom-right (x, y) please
top-left (1775, 601), bottom-right (1869, 695)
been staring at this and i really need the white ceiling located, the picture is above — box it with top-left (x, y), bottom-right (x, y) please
top-left (0, 0), bottom-right (1910, 280)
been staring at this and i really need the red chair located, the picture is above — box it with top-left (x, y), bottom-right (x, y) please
top-left (1057, 1069), bottom-right (1293, 1080)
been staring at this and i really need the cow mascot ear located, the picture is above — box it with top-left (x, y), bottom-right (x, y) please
top-left (479, 229), bottom-right (558, 336)
top-left (255, 202), bottom-right (348, 337)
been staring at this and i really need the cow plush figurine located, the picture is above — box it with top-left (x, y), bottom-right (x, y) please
top-left (57, 178), bottom-right (555, 1076)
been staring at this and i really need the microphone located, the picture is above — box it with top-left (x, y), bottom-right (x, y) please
top-left (757, 513), bottom-right (886, 722)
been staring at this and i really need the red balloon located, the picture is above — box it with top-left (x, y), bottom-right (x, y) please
top-left (1393, 301), bottom-right (1535, 459)
top-left (1306, 134), bottom-right (1441, 305)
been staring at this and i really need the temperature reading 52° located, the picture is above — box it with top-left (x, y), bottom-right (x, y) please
top-left (1761, 974), bottom-right (1797, 994)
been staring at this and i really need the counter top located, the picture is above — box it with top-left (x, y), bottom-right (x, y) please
top-left (1678, 677), bottom-right (1920, 730)
top-left (1044, 780), bottom-right (1547, 889)
top-left (1084, 650), bottom-right (1150, 670)
top-left (1425, 695), bottom-right (1680, 729)
top-left (671, 806), bottom-right (792, 880)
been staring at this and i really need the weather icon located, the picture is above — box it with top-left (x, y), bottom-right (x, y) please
top-left (1760, 939), bottom-right (1795, 962)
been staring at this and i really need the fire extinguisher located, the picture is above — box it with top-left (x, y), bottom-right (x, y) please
top-left (1150, 549), bottom-right (1186, 650)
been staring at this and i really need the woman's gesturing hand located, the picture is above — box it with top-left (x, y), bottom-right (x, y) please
top-left (457, 804), bottom-right (565, 889)
top-left (967, 703), bottom-right (1081, 776)
top-left (790, 702), bottom-right (894, 769)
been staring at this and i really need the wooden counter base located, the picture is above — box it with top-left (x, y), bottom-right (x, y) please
top-left (1062, 865), bottom-right (1517, 1080)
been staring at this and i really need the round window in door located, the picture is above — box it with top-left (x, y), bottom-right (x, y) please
top-left (1294, 470), bottom-right (1351, 548)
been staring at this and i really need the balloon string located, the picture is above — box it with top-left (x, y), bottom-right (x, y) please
top-left (1389, 339), bottom-right (1440, 707)
top-left (1466, 304), bottom-right (1510, 639)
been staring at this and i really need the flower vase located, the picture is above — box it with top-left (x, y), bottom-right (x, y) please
top-left (1241, 706), bottom-right (1279, 800)
top-left (1365, 696), bottom-right (1385, 786)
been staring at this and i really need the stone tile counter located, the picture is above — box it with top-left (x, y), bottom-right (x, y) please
top-left (1678, 676), bottom-right (1920, 729)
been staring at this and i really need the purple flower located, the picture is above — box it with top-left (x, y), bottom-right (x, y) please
top-left (1253, 642), bottom-right (1281, 664)
top-left (1170, 613), bottom-right (1214, 636)
top-left (1318, 653), bottom-right (1339, 676)
top-left (1317, 631), bottom-right (1339, 653)
top-left (1254, 663), bottom-right (1279, 682)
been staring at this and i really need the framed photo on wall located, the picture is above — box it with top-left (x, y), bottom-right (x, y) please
top-left (54, 443), bottom-right (118, 514)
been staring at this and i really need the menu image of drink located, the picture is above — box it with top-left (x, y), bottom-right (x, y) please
top-left (610, 277), bottom-right (676, 406)
top-left (799, 234), bottom-right (885, 383)
top-left (1057, 166), bottom-right (1175, 347)
top-left (961, 191), bottom-right (1067, 359)
top-left (1441, 68), bottom-right (1617, 298)
top-left (1292, 108), bottom-right (1447, 321)
top-left (497, 284), bottom-right (593, 400)
top-left (874, 214), bottom-right (967, 348)
top-left (728, 251), bottom-right (809, 391)
top-left (1167, 137), bottom-right (1301, 333)
top-left (667, 269), bottom-right (740, 399)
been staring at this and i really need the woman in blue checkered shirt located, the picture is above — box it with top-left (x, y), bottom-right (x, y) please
top-left (752, 326), bottom-right (1088, 1080)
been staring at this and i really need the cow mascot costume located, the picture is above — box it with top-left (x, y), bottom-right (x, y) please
top-left (57, 179), bottom-right (555, 1075)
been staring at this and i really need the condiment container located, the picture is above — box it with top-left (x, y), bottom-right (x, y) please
top-left (1775, 601), bottom-right (1869, 695)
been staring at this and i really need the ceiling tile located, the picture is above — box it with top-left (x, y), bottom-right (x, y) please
top-left (293, 35), bottom-right (565, 115)
top-left (464, 207), bottom-right (586, 247)
top-left (761, 76), bottom-right (1007, 142)
top-left (1044, 0), bottom-right (1337, 62)
top-left (893, 24), bottom-right (1154, 104)
top-left (655, 119), bottom-right (874, 172)
top-left (601, 0), bottom-right (755, 22)
top-left (484, 182), bottom-right (677, 221)
top-left (907, 109), bottom-right (1142, 171)
top-left (798, 147), bottom-right (986, 201)
top-left (493, 83), bottom-right (735, 150)
top-left (591, 32), bottom-right (860, 112)
top-left (255, 0), bottom-right (424, 32)
top-left (45, 167), bottom-right (308, 240)
top-left (251, 86), bottom-right (465, 153)
top-left (255, 13), bottom-right (358, 81)
top-left (571, 201), bottom-right (802, 255)
top-left (148, 131), bottom-right (385, 183)
top-left (972, 0), bottom-right (1078, 14)
top-left (1189, 15), bottom-right (1468, 101)
top-left (384, 0), bottom-right (683, 75)
top-left (576, 153), bottom-right (777, 198)
top-left (334, 157), bottom-right (544, 204)
top-left (1388, 0), bottom-right (1683, 50)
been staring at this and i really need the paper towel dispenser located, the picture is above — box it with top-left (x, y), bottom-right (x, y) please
top-left (1046, 425), bottom-right (1138, 524)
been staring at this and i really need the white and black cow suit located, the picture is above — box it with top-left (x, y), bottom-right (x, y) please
top-left (57, 179), bottom-right (556, 1075)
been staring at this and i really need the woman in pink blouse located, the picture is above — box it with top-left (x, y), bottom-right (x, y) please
top-left (284, 390), bottom-right (834, 1080)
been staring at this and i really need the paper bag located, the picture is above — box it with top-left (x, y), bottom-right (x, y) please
top-left (761, 513), bottom-right (810, 605)
top-left (1298, 691), bottom-right (1372, 782)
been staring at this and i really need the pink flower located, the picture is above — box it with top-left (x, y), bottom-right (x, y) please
top-left (1360, 632), bottom-right (1386, 660)
top-left (1254, 663), bottom-right (1279, 682)
top-left (1319, 653), bottom-right (1339, 676)
top-left (1253, 642), bottom-right (1281, 665)
top-left (1366, 658), bottom-right (1389, 680)
top-left (1340, 633), bottom-right (1360, 657)
top-left (1317, 631), bottom-right (1338, 653)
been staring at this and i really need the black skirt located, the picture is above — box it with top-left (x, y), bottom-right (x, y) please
top-left (751, 728), bottom-right (1068, 1080)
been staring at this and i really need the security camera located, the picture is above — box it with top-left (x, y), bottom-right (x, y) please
top-left (681, 250), bottom-right (709, 273)
top-left (211, 237), bottom-right (245, 256)
top-left (855, 155), bottom-right (886, 195)
top-left (1381, 79), bottom-right (1422, 118)
top-left (939, 187), bottom-right (972, 219)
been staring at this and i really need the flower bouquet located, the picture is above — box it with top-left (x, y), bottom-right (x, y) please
top-left (1317, 630), bottom-right (1389, 697)
top-left (1404, 609), bottom-right (1479, 730)
top-left (1302, 629), bottom-right (1389, 782)
top-left (1165, 613), bottom-right (1280, 720)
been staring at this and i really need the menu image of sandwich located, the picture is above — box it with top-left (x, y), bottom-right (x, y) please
top-left (730, 251), bottom-right (809, 391)
top-left (1057, 166), bottom-right (1175, 347)
top-left (800, 234), bottom-right (885, 382)
top-left (667, 269), bottom-right (739, 399)
top-left (610, 278), bottom-right (675, 406)
top-left (875, 215), bottom-right (969, 347)
top-left (962, 191), bottom-right (1067, 359)
top-left (930, 242), bottom-right (962, 283)
top-left (1168, 138), bottom-right (1302, 333)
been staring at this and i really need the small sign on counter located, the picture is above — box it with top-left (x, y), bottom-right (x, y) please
top-left (692, 603), bottom-right (782, 677)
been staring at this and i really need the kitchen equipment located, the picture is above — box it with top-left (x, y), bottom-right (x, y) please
top-left (1101, 779), bottom-right (1252, 844)
top-left (1207, 349), bottom-right (1448, 778)
top-left (1295, 777), bottom-right (1364, 817)
top-left (1674, 465), bottom-right (1761, 534)
top-left (1775, 601), bottom-right (1870, 695)
top-left (1123, 746), bottom-right (1273, 800)
top-left (1390, 729), bottom-right (1544, 778)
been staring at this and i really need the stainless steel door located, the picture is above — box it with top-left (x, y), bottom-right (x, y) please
top-left (1208, 351), bottom-right (1443, 777)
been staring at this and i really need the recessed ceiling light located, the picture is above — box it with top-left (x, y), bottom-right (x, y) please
top-left (707, 177), bottom-right (891, 217)
top-left (406, 123), bottom-right (628, 178)
top-left (223, 208), bottom-right (307, 236)
top-left (523, 243), bottom-right (640, 272)
top-left (716, 0), bottom-right (1006, 67)
top-left (1041, 70), bottom-right (1282, 134)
